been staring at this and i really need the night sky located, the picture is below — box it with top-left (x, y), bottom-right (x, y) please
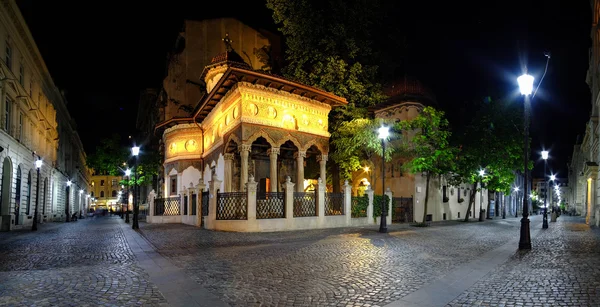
top-left (16, 0), bottom-right (591, 179)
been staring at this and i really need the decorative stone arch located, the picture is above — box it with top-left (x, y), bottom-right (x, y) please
top-left (224, 134), bottom-right (242, 154)
top-left (245, 129), bottom-right (277, 148)
top-left (301, 138), bottom-right (327, 153)
top-left (275, 133), bottom-right (302, 150)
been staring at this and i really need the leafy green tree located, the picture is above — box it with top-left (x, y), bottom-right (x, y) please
top-left (266, 0), bottom-right (402, 190)
top-left (448, 98), bottom-right (529, 221)
top-left (399, 106), bottom-right (456, 224)
top-left (329, 118), bottom-right (402, 181)
top-left (86, 134), bottom-right (128, 176)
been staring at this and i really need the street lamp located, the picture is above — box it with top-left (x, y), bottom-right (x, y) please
top-left (124, 168), bottom-right (131, 223)
top-left (131, 146), bottom-right (140, 230)
top-left (541, 150), bottom-right (549, 229)
top-left (513, 187), bottom-right (520, 217)
top-left (518, 72), bottom-right (534, 250)
top-left (478, 169), bottom-right (485, 222)
top-left (378, 126), bottom-right (389, 233)
top-left (32, 159), bottom-right (42, 231)
top-left (66, 180), bottom-right (72, 222)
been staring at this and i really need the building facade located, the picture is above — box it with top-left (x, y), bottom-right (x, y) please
top-left (0, 0), bottom-right (91, 230)
top-left (90, 175), bottom-right (123, 212)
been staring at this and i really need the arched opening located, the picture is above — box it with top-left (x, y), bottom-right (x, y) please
top-left (1, 158), bottom-right (13, 231)
top-left (279, 140), bottom-right (300, 191)
top-left (15, 166), bottom-right (21, 225)
top-left (112, 190), bottom-right (117, 197)
top-left (26, 171), bottom-right (32, 215)
top-left (100, 191), bottom-right (105, 198)
top-left (42, 178), bottom-right (48, 215)
top-left (224, 138), bottom-right (241, 192)
top-left (304, 145), bottom-right (322, 191)
top-left (250, 137), bottom-right (273, 194)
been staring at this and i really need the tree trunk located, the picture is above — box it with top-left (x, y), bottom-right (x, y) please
top-left (331, 160), bottom-right (341, 193)
top-left (486, 190), bottom-right (492, 219)
top-left (422, 172), bottom-right (431, 223)
top-left (464, 182), bottom-right (477, 222)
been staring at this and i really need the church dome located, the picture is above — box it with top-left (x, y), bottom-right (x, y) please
top-left (210, 50), bottom-right (250, 69)
top-left (383, 76), bottom-right (436, 106)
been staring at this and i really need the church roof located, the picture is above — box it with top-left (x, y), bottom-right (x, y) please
top-left (371, 76), bottom-right (437, 112)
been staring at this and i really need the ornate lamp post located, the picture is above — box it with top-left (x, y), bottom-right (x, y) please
top-left (125, 168), bottom-right (131, 223)
top-left (132, 146), bottom-right (140, 230)
top-left (517, 72), bottom-right (534, 250)
top-left (378, 126), bottom-right (389, 233)
top-left (513, 187), bottom-right (520, 217)
top-left (32, 159), bottom-right (42, 231)
top-left (542, 150), bottom-right (549, 229)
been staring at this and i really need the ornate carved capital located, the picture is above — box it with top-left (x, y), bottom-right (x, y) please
top-left (267, 147), bottom-right (280, 156)
top-left (224, 153), bottom-right (235, 160)
top-left (317, 154), bottom-right (328, 163)
top-left (294, 151), bottom-right (307, 159)
top-left (239, 144), bottom-right (252, 153)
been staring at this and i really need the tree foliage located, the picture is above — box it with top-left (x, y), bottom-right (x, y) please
top-left (399, 107), bottom-right (456, 223)
top-left (86, 134), bottom-right (128, 176)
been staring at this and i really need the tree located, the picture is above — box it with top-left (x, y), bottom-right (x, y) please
top-left (86, 134), bottom-right (128, 176)
top-left (399, 106), bottom-right (456, 224)
top-left (329, 118), bottom-right (402, 181)
top-left (449, 98), bottom-right (528, 221)
top-left (266, 0), bottom-right (400, 191)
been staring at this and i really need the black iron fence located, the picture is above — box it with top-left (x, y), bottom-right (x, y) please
top-left (351, 196), bottom-right (368, 218)
top-left (393, 196), bottom-right (414, 223)
top-left (217, 192), bottom-right (247, 220)
top-left (155, 196), bottom-right (181, 216)
top-left (325, 193), bottom-right (344, 215)
top-left (257, 192), bottom-right (285, 219)
top-left (201, 191), bottom-right (209, 216)
top-left (293, 192), bottom-right (316, 217)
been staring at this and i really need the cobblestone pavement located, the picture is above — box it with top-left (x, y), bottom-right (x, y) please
top-left (448, 216), bottom-right (600, 307)
top-left (0, 216), bottom-right (167, 306)
top-left (140, 216), bottom-right (534, 307)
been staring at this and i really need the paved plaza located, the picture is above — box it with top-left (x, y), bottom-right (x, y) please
top-left (0, 215), bottom-right (598, 306)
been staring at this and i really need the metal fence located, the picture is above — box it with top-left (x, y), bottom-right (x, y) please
top-left (293, 192), bottom-right (316, 217)
top-left (155, 196), bottom-right (181, 216)
top-left (183, 195), bottom-right (188, 215)
top-left (393, 196), bottom-right (414, 223)
top-left (216, 192), bottom-right (247, 220)
top-left (257, 192), bottom-right (285, 219)
top-left (325, 193), bottom-right (344, 215)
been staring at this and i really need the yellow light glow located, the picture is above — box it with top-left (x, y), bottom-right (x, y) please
top-left (364, 166), bottom-right (369, 172)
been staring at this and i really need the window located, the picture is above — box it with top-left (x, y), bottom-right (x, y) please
top-left (100, 180), bottom-right (105, 186)
top-left (4, 97), bottom-right (11, 132)
top-left (29, 80), bottom-right (33, 97)
top-left (170, 176), bottom-right (177, 195)
top-left (100, 191), bottom-right (104, 198)
top-left (17, 113), bottom-right (22, 141)
top-left (111, 179), bottom-right (117, 186)
top-left (19, 63), bottom-right (24, 85)
top-left (112, 190), bottom-right (117, 197)
top-left (91, 192), bottom-right (94, 197)
top-left (26, 172), bottom-right (31, 215)
top-left (5, 40), bottom-right (11, 70)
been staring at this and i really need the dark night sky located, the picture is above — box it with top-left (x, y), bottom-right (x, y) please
top-left (16, 0), bottom-right (591, 179)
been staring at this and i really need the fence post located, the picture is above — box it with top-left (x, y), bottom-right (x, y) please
top-left (385, 188), bottom-right (393, 226)
top-left (344, 180), bottom-right (351, 225)
top-left (247, 175), bottom-right (258, 225)
top-left (207, 174), bottom-right (221, 230)
top-left (366, 186), bottom-right (374, 224)
top-left (148, 189), bottom-right (156, 223)
top-left (196, 179), bottom-right (206, 227)
top-left (317, 177), bottom-right (325, 226)
top-left (284, 176), bottom-right (294, 221)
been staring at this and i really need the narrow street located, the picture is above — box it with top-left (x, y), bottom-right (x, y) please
top-left (0, 215), bottom-right (598, 306)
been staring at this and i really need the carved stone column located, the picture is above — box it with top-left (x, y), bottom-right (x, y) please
top-left (239, 144), bottom-right (251, 191)
top-left (317, 154), bottom-right (328, 183)
top-left (224, 153), bottom-right (234, 192)
top-left (267, 147), bottom-right (280, 192)
top-left (295, 151), bottom-right (306, 192)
